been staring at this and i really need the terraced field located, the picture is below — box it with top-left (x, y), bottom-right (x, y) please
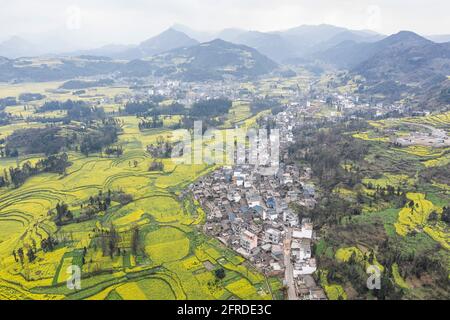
top-left (357, 114), bottom-right (450, 169)
top-left (0, 107), bottom-right (278, 300)
top-left (319, 111), bottom-right (450, 299)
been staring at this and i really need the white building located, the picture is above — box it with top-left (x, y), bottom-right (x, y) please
top-left (240, 230), bottom-right (258, 252)
top-left (292, 239), bottom-right (311, 260)
top-left (247, 193), bottom-right (262, 208)
top-left (293, 258), bottom-right (317, 276)
top-left (264, 209), bottom-right (278, 221)
top-left (265, 228), bottom-right (282, 244)
top-left (292, 219), bottom-right (313, 239)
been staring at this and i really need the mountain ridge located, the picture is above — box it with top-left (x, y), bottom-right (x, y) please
top-left (121, 38), bottom-right (279, 81)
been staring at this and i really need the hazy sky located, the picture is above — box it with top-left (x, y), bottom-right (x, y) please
top-left (1, 0), bottom-right (449, 46)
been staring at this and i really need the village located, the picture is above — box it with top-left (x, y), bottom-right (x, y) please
top-left (189, 103), bottom-right (327, 300)
top-left (58, 74), bottom-right (445, 301)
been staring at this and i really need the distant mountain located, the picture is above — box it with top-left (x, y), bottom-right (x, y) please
top-left (171, 24), bottom-right (215, 42)
top-left (312, 31), bottom-right (450, 101)
top-left (426, 34), bottom-right (450, 43)
top-left (0, 24), bottom-right (385, 62)
top-left (66, 44), bottom-right (134, 58)
top-left (0, 36), bottom-right (40, 58)
top-left (115, 28), bottom-right (199, 59)
top-left (0, 56), bottom-right (122, 82)
top-left (122, 39), bottom-right (278, 81)
top-left (306, 31), bottom-right (450, 103)
top-left (0, 39), bottom-right (277, 83)
top-left (310, 30), bottom-right (385, 53)
top-left (172, 24), bottom-right (384, 63)
top-left (313, 31), bottom-right (432, 69)
top-left (354, 31), bottom-right (450, 86)
top-left (274, 24), bottom-right (382, 58)
top-left (139, 28), bottom-right (199, 55)
top-left (209, 24), bottom-right (383, 62)
top-left (216, 28), bottom-right (248, 42)
top-left (311, 40), bottom-right (375, 69)
top-left (220, 31), bottom-right (295, 62)
top-left (278, 24), bottom-right (350, 46)
top-left (0, 56), bottom-right (11, 65)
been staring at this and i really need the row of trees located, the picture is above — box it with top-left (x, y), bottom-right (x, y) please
top-left (125, 98), bottom-right (232, 120)
top-left (190, 99), bottom-right (232, 117)
top-left (53, 189), bottom-right (133, 226)
top-left (360, 184), bottom-right (408, 210)
top-left (4, 126), bottom-right (68, 156)
top-left (124, 101), bottom-right (156, 115)
top-left (104, 145), bottom-right (123, 157)
top-left (19, 93), bottom-right (45, 102)
top-left (0, 97), bottom-right (17, 109)
top-left (79, 120), bottom-right (121, 156)
top-left (0, 111), bottom-right (11, 125)
top-left (0, 153), bottom-right (70, 188)
top-left (250, 97), bottom-right (283, 115)
top-left (149, 161), bottom-right (164, 171)
top-left (38, 99), bottom-right (86, 113)
top-left (124, 101), bottom-right (186, 117)
top-left (12, 247), bottom-right (36, 265)
top-left (92, 225), bottom-right (140, 259)
top-left (138, 116), bottom-right (164, 130)
top-left (2, 121), bottom-right (118, 157)
top-left (147, 136), bottom-right (174, 159)
top-left (36, 99), bottom-right (107, 122)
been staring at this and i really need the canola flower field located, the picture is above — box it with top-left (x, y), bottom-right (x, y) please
top-left (0, 90), bottom-right (279, 300)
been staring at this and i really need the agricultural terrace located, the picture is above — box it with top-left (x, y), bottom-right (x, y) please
top-left (353, 114), bottom-right (450, 250)
top-left (355, 112), bottom-right (450, 168)
top-left (0, 82), bottom-right (279, 300)
top-left (316, 111), bottom-right (450, 299)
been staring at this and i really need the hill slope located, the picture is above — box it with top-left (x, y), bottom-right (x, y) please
top-left (126, 39), bottom-right (278, 81)
top-left (0, 36), bottom-right (40, 59)
top-left (314, 31), bottom-right (450, 102)
top-left (354, 31), bottom-right (450, 86)
top-left (0, 56), bottom-right (121, 82)
top-left (221, 31), bottom-right (295, 62)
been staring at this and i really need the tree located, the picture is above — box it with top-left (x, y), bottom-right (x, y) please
top-left (108, 224), bottom-right (119, 259)
top-left (428, 210), bottom-right (439, 222)
top-left (131, 226), bottom-right (140, 255)
top-left (190, 99), bottom-right (232, 118)
top-left (17, 248), bottom-right (24, 265)
top-left (442, 207), bottom-right (450, 224)
top-left (27, 248), bottom-right (36, 263)
top-left (215, 268), bottom-right (226, 280)
top-left (41, 237), bottom-right (58, 252)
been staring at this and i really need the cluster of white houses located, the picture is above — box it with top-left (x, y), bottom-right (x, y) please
top-left (191, 164), bottom-right (317, 268)
top-left (186, 98), bottom-right (330, 299)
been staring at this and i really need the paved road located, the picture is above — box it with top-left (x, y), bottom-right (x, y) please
top-left (405, 122), bottom-right (448, 138)
top-left (398, 122), bottom-right (450, 147)
top-left (284, 228), bottom-right (297, 300)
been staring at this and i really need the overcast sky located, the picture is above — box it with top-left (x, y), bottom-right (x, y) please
top-left (1, 0), bottom-right (449, 46)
